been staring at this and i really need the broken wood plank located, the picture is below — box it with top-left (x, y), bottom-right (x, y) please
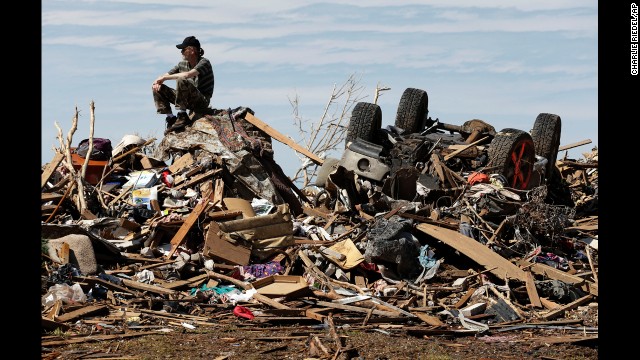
top-left (108, 186), bottom-right (133, 207)
top-left (44, 300), bottom-right (63, 320)
top-left (558, 139), bottom-right (592, 151)
top-left (41, 192), bottom-right (64, 203)
top-left (252, 293), bottom-right (291, 310)
top-left (173, 168), bottom-right (221, 191)
top-left (416, 223), bottom-right (528, 282)
top-left (453, 287), bottom-right (477, 309)
top-left (206, 209), bottom-right (243, 221)
top-left (311, 335), bottom-right (331, 357)
top-left (303, 205), bottom-right (333, 221)
top-left (55, 304), bottom-right (109, 323)
top-left (120, 279), bottom-right (177, 296)
top-left (557, 160), bottom-right (598, 169)
top-left (74, 276), bottom-right (139, 297)
top-left (313, 300), bottom-right (399, 317)
top-left (168, 153), bottom-right (194, 173)
top-left (159, 273), bottom-right (209, 290)
top-left (412, 312), bottom-right (445, 326)
top-left (167, 189), bottom-right (214, 258)
top-left (515, 259), bottom-right (597, 297)
top-left (42, 317), bottom-right (70, 332)
top-left (140, 156), bottom-right (165, 169)
top-left (41, 331), bottom-right (165, 346)
top-left (443, 136), bottom-right (488, 161)
top-left (524, 270), bottom-right (543, 308)
top-left (533, 335), bottom-right (598, 346)
top-left (540, 297), bottom-right (562, 310)
top-left (42, 152), bottom-right (65, 189)
top-left (306, 309), bottom-right (327, 322)
top-left (244, 113), bottom-right (324, 165)
top-left (541, 294), bottom-right (593, 320)
top-left (212, 177), bottom-right (224, 207)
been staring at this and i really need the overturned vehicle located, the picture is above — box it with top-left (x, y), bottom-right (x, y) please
top-left (312, 87), bottom-right (572, 225)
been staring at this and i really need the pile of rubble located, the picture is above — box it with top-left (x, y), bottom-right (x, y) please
top-left (40, 104), bottom-right (598, 356)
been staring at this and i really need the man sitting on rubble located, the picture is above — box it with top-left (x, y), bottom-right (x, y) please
top-left (152, 35), bottom-right (214, 135)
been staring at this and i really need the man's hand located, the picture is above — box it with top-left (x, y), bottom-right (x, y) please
top-left (152, 76), bottom-right (164, 92)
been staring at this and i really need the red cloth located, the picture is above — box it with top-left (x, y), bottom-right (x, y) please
top-left (468, 172), bottom-right (490, 185)
top-left (233, 305), bottom-right (255, 320)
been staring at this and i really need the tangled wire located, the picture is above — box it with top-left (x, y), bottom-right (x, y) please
top-left (512, 186), bottom-right (575, 244)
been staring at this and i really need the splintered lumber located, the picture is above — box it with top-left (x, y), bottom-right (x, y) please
top-left (74, 276), bottom-right (139, 296)
top-left (139, 308), bottom-right (211, 323)
top-left (412, 312), bottom-right (445, 326)
top-left (327, 313), bottom-right (342, 350)
top-left (453, 287), bottom-right (477, 309)
top-left (303, 205), bottom-right (333, 221)
top-left (244, 113), bottom-right (323, 166)
top-left (121, 279), bottom-right (177, 296)
top-left (558, 139), bottom-right (592, 151)
top-left (168, 189), bottom-right (214, 258)
top-left (168, 152), bottom-right (194, 173)
top-left (159, 273), bottom-right (209, 290)
top-left (173, 168), bottom-right (221, 191)
top-left (207, 209), bottom-right (243, 221)
top-left (312, 335), bottom-right (331, 357)
top-left (42, 152), bottom-right (65, 189)
top-left (416, 223), bottom-right (528, 282)
top-left (42, 317), bottom-right (70, 332)
top-left (41, 331), bottom-right (165, 346)
top-left (313, 300), bottom-right (399, 317)
top-left (55, 304), bottom-right (109, 323)
top-left (41, 192), bottom-right (64, 203)
top-left (541, 294), bottom-right (594, 320)
top-left (443, 136), bottom-right (488, 161)
top-left (540, 297), bottom-right (562, 310)
top-left (515, 260), bottom-right (598, 297)
top-left (524, 270), bottom-right (543, 308)
top-left (532, 335), bottom-right (598, 346)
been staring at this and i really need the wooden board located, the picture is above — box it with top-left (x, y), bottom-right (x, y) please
top-left (41, 152), bottom-right (65, 189)
top-left (524, 270), bottom-right (542, 308)
top-left (167, 189), bottom-right (214, 258)
top-left (416, 223), bottom-right (528, 282)
top-left (173, 168), bottom-right (221, 191)
top-left (244, 113), bottom-right (324, 165)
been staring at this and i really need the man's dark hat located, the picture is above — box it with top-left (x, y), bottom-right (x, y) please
top-left (176, 36), bottom-right (200, 49)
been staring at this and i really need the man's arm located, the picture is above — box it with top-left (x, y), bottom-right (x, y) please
top-left (152, 69), bottom-right (199, 91)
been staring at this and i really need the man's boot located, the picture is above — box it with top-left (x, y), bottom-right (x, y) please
top-left (164, 112), bottom-right (190, 135)
top-left (165, 114), bottom-right (177, 131)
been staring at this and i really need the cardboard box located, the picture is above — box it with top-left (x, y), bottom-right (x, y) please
top-left (251, 275), bottom-right (310, 298)
top-left (202, 222), bottom-right (251, 266)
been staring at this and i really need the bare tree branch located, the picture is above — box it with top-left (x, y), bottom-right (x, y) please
top-left (288, 73), bottom-right (368, 188)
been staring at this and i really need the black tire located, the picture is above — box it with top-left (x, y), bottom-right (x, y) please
top-left (530, 113), bottom-right (561, 181)
top-left (346, 102), bottom-right (381, 148)
top-left (395, 88), bottom-right (428, 134)
top-left (315, 157), bottom-right (340, 187)
top-left (487, 128), bottom-right (536, 190)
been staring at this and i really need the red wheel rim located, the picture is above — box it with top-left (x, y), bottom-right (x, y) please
top-left (509, 139), bottom-right (534, 189)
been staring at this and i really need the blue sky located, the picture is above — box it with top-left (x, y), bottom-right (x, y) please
top-left (42, 0), bottom-right (598, 179)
